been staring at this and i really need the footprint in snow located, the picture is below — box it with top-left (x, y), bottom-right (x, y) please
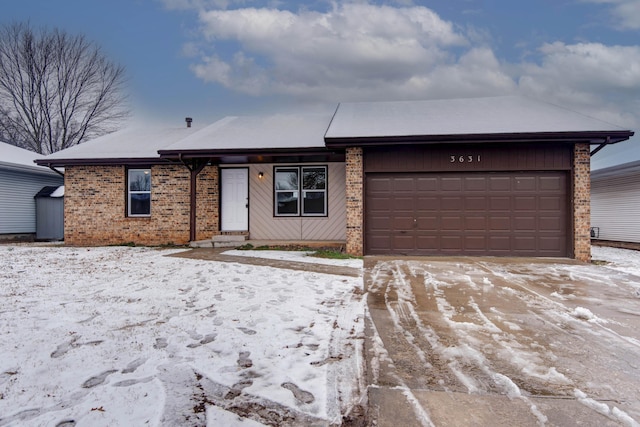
top-left (51, 337), bottom-right (79, 358)
top-left (240, 304), bottom-right (260, 312)
top-left (82, 370), bottom-right (117, 388)
top-left (200, 333), bottom-right (216, 344)
top-left (187, 333), bottom-right (216, 348)
top-left (281, 382), bottom-right (315, 404)
top-left (238, 327), bottom-right (257, 335)
top-left (153, 338), bottom-right (168, 349)
top-left (237, 351), bottom-right (253, 368)
top-left (225, 379), bottom-right (253, 399)
top-left (55, 420), bottom-right (76, 427)
top-left (122, 357), bottom-right (147, 374)
top-left (112, 376), bottom-right (154, 387)
top-left (214, 293), bottom-right (224, 301)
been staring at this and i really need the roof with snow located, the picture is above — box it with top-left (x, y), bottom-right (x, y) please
top-left (592, 159), bottom-right (640, 180)
top-left (162, 113), bottom-right (331, 153)
top-left (0, 141), bottom-right (60, 176)
top-left (36, 97), bottom-right (634, 167)
top-left (37, 124), bottom-right (205, 165)
top-left (325, 96), bottom-right (633, 145)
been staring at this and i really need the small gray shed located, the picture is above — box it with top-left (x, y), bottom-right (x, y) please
top-left (35, 186), bottom-right (64, 240)
top-left (0, 142), bottom-right (64, 238)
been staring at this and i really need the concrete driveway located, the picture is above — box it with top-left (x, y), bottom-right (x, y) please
top-left (364, 257), bottom-right (640, 426)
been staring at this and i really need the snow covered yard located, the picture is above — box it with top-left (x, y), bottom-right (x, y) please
top-left (0, 245), bottom-right (365, 426)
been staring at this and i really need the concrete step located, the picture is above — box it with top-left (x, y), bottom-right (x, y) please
top-left (213, 241), bottom-right (247, 248)
top-left (212, 234), bottom-right (247, 243)
top-left (189, 240), bottom-right (213, 248)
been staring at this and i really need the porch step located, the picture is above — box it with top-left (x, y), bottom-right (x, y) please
top-left (212, 234), bottom-right (247, 248)
top-left (189, 240), bottom-right (213, 248)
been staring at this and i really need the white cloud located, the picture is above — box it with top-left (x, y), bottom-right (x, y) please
top-left (518, 42), bottom-right (640, 128)
top-left (181, 0), bottom-right (639, 143)
top-left (186, 3), bottom-right (523, 101)
top-left (581, 0), bottom-right (640, 30)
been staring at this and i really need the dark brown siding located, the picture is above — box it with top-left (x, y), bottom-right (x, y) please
top-left (364, 143), bottom-right (572, 173)
top-left (363, 143), bottom-right (572, 256)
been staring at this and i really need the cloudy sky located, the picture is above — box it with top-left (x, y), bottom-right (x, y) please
top-left (3, 0), bottom-right (640, 168)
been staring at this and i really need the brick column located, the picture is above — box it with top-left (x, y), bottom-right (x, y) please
top-left (346, 147), bottom-right (364, 256)
top-left (573, 143), bottom-right (591, 262)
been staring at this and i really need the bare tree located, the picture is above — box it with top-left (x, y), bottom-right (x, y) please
top-left (0, 22), bottom-right (128, 154)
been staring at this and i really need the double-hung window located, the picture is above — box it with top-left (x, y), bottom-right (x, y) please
top-left (274, 166), bottom-right (327, 217)
top-left (128, 168), bottom-right (151, 216)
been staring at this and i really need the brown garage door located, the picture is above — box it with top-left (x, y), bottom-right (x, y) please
top-left (365, 172), bottom-right (568, 256)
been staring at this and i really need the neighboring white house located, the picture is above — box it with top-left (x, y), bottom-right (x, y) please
top-left (591, 160), bottom-right (640, 244)
top-left (0, 141), bottom-right (64, 239)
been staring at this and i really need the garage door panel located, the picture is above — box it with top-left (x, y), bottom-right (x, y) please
top-left (368, 216), bottom-right (392, 231)
top-left (417, 217), bottom-right (438, 230)
top-left (465, 197), bottom-right (487, 210)
top-left (416, 177), bottom-right (438, 191)
top-left (416, 197), bottom-right (438, 210)
top-left (441, 178), bottom-right (462, 191)
top-left (514, 236), bottom-right (536, 250)
top-left (514, 196), bottom-right (536, 210)
top-left (490, 217), bottom-right (511, 230)
top-left (394, 197), bottom-right (414, 210)
top-left (393, 217), bottom-right (415, 230)
top-left (393, 235), bottom-right (415, 250)
top-left (489, 177), bottom-right (511, 191)
top-left (465, 217), bottom-right (486, 230)
top-left (539, 196), bottom-right (563, 210)
top-left (465, 235), bottom-right (487, 250)
top-left (394, 178), bottom-right (415, 192)
top-left (367, 197), bottom-right (392, 211)
top-left (514, 217), bottom-right (536, 231)
top-left (365, 172), bottom-right (568, 256)
top-left (489, 236), bottom-right (511, 251)
top-left (441, 235), bottom-right (463, 249)
top-left (368, 177), bottom-right (392, 191)
top-left (539, 176), bottom-right (563, 190)
top-left (442, 197), bottom-right (463, 210)
top-left (416, 235), bottom-right (438, 249)
top-left (539, 216), bottom-right (563, 231)
top-left (514, 177), bottom-right (537, 191)
top-left (465, 177), bottom-right (487, 191)
top-left (441, 216), bottom-right (463, 230)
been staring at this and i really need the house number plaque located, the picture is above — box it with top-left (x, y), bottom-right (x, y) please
top-left (450, 155), bottom-right (481, 163)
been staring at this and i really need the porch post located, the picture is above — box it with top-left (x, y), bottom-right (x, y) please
top-left (183, 158), bottom-right (209, 243)
top-left (346, 147), bottom-right (364, 256)
top-left (573, 143), bottom-right (591, 262)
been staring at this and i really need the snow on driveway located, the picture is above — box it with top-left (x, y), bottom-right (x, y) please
top-left (366, 246), bottom-right (640, 426)
top-left (0, 246), bottom-right (365, 426)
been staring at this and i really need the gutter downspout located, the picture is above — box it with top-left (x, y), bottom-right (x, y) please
top-left (179, 154), bottom-right (210, 242)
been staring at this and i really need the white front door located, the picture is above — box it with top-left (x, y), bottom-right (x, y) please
top-left (221, 168), bottom-right (249, 231)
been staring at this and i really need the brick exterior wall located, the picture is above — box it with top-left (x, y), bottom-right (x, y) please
top-left (195, 165), bottom-right (219, 241)
top-left (573, 143), bottom-right (591, 262)
top-left (65, 164), bottom-right (202, 246)
top-left (345, 147), bottom-right (364, 256)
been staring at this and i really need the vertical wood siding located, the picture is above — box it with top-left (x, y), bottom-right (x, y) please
top-left (591, 172), bottom-right (640, 243)
top-left (246, 163), bottom-right (346, 240)
top-left (0, 168), bottom-right (64, 234)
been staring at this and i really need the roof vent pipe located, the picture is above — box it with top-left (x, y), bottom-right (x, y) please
top-left (186, 117), bottom-right (193, 128)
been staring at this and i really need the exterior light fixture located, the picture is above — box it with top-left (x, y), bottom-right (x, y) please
top-left (258, 172), bottom-right (264, 179)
